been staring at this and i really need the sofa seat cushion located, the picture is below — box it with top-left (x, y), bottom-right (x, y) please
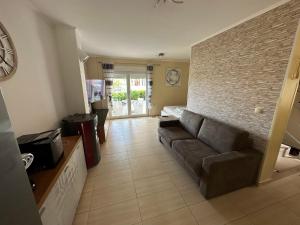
top-left (185, 150), bottom-right (218, 177)
top-left (197, 119), bottom-right (249, 154)
top-left (172, 139), bottom-right (218, 176)
top-left (180, 110), bottom-right (204, 137)
top-left (158, 127), bottom-right (194, 146)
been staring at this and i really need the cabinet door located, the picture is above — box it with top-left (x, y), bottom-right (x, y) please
top-left (72, 146), bottom-right (81, 198)
top-left (40, 205), bottom-right (52, 225)
top-left (59, 190), bottom-right (76, 225)
top-left (61, 157), bottom-right (77, 225)
top-left (72, 139), bottom-right (87, 206)
top-left (78, 140), bottom-right (87, 186)
top-left (40, 138), bottom-right (88, 225)
top-left (39, 194), bottom-right (63, 225)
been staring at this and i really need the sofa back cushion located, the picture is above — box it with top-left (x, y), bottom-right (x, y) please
top-left (197, 118), bottom-right (249, 153)
top-left (179, 110), bottom-right (204, 137)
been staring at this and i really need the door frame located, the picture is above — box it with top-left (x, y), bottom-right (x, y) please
top-left (110, 72), bottom-right (149, 119)
top-left (258, 23), bottom-right (300, 183)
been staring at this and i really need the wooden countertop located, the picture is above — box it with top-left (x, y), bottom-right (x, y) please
top-left (30, 136), bottom-right (81, 209)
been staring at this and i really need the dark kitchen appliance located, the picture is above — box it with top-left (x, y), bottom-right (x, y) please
top-left (92, 101), bottom-right (109, 144)
top-left (17, 129), bottom-right (64, 172)
top-left (61, 114), bottom-right (100, 169)
top-left (0, 90), bottom-right (43, 225)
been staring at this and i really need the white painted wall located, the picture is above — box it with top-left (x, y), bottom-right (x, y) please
top-left (0, 0), bottom-right (68, 136)
top-left (55, 24), bottom-right (89, 114)
top-left (79, 60), bottom-right (90, 112)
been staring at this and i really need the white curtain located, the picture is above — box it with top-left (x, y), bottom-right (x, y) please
top-left (146, 65), bottom-right (153, 109)
top-left (102, 63), bottom-right (114, 108)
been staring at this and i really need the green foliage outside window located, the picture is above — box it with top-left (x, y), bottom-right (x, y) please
top-left (112, 90), bottom-right (145, 101)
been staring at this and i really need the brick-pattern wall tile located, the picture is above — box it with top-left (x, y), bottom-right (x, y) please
top-left (188, 0), bottom-right (300, 152)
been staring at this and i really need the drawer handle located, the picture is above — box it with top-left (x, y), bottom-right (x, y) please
top-left (39, 207), bottom-right (46, 216)
top-left (64, 165), bottom-right (69, 173)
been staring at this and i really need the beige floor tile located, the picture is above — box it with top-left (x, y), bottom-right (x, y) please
top-left (89, 169), bottom-right (133, 190)
top-left (189, 195), bottom-right (245, 225)
top-left (138, 188), bottom-right (186, 220)
top-left (82, 180), bottom-right (93, 193)
top-left (87, 199), bottom-right (141, 225)
top-left (130, 156), bottom-right (168, 180)
top-left (127, 149), bottom-right (160, 159)
top-left (163, 160), bottom-right (185, 173)
top-left (157, 152), bottom-right (174, 161)
top-left (290, 173), bottom-right (300, 187)
top-left (101, 152), bottom-right (129, 164)
top-left (72, 212), bottom-right (89, 225)
top-left (91, 182), bottom-right (136, 210)
top-left (99, 159), bottom-right (131, 171)
top-left (246, 203), bottom-right (300, 225)
top-left (224, 187), bottom-right (281, 214)
top-left (155, 150), bottom-right (175, 163)
top-left (179, 184), bottom-right (206, 206)
top-left (259, 176), bottom-right (300, 200)
top-left (142, 208), bottom-right (198, 225)
top-left (281, 193), bottom-right (300, 217)
top-left (88, 160), bottom-right (130, 177)
top-left (168, 171), bottom-right (197, 191)
top-left (226, 217), bottom-right (253, 225)
top-left (134, 174), bottom-right (175, 197)
top-left (127, 142), bottom-right (160, 150)
top-left (88, 162), bottom-right (131, 179)
top-left (76, 192), bottom-right (92, 214)
top-left (130, 155), bottom-right (162, 166)
top-left (101, 146), bottom-right (128, 155)
top-left (131, 166), bottom-right (168, 180)
top-left (88, 166), bottom-right (132, 181)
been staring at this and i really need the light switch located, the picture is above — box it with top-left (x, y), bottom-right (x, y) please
top-left (255, 106), bottom-right (264, 114)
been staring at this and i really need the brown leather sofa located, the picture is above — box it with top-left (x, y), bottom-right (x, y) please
top-left (158, 110), bottom-right (262, 199)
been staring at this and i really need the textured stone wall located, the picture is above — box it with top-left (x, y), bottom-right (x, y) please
top-left (188, 0), bottom-right (300, 152)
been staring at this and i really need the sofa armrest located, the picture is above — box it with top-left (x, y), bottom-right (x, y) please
top-left (200, 150), bottom-right (262, 199)
top-left (159, 119), bottom-right (181, 128)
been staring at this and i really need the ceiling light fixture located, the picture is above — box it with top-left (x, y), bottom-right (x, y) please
top-left (155, 0), bottom-right (184, 8)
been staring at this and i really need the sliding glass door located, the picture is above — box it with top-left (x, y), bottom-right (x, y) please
top-left (130, 74), bottom-right (147, 116)
top-left (111, 73), bottom-right (148, 118)
top-left (111, 74), bottom-right (129, 117)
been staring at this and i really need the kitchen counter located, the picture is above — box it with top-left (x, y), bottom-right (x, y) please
top-left (30, 136), bottom-right (81, 208)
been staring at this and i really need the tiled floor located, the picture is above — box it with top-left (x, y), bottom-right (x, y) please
top-left (73, 117), bottom-right (300, 225)
top-left (275, 147), bottom-right (300, 173)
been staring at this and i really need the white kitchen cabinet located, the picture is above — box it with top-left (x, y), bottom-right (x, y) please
top-left (39, 138), bottom-right (87, 225)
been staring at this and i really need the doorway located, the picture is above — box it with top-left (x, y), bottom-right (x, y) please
top-left (259, 23), bottom-right (300, 183)
top-left (111, 73), bottom-right (148, 118)
top-left (273, 86), bottom-right (300, 179)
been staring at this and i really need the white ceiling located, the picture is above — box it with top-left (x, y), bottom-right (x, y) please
top-left (30, 0), bottom-right (288, 60)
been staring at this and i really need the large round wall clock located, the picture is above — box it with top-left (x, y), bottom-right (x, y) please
top-left (166, 68), bottom-right (181, 86)
top-left (0, 22), bottom-right (17, 81)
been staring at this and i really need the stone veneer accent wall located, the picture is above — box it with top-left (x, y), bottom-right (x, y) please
top-left (188, 0), bottom-right (300, 152)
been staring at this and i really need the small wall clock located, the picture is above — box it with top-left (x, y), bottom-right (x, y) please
top-left (166, 68), bottom-right (181, 86)
top-left (0, 22), bottom-right (17, 81)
